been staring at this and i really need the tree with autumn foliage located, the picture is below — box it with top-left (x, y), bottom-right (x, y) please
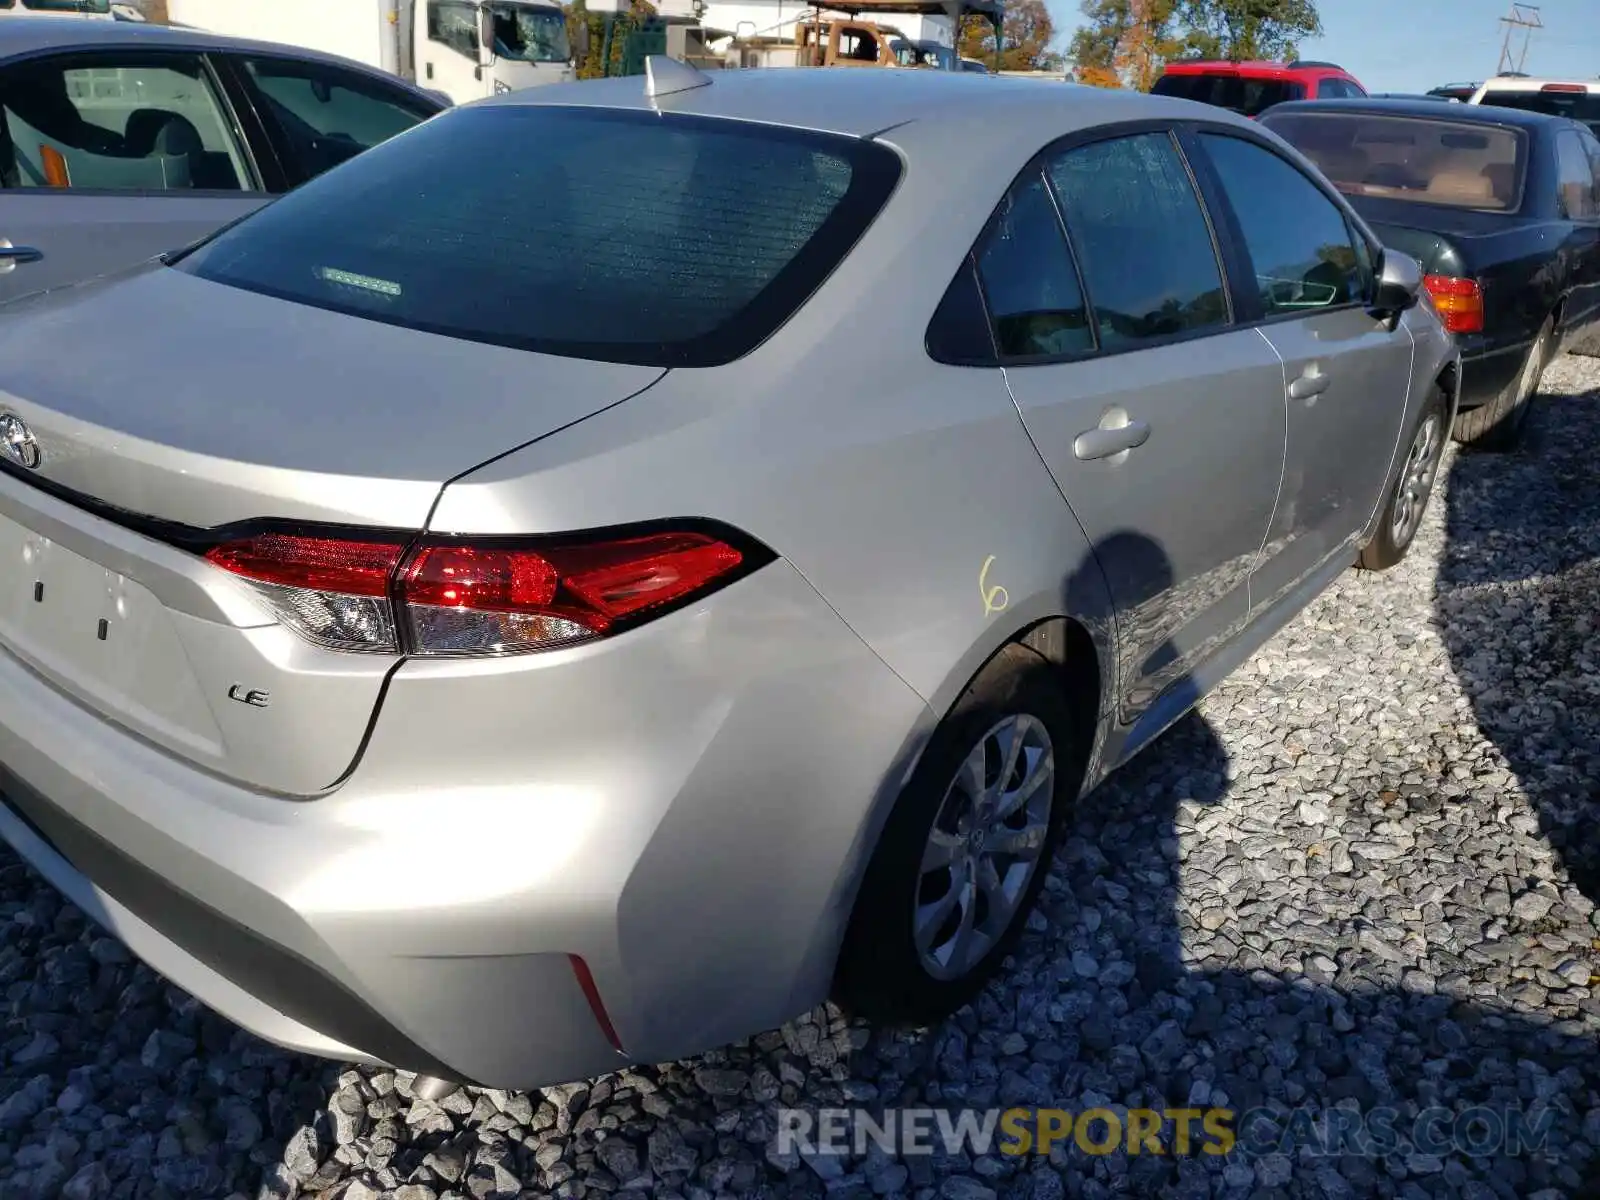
top-left (958, 0), bottom-right (1064, 72)
top-left (1069, 0), bottom-right (1320, 88)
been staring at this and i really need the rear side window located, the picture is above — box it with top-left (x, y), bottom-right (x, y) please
top-left (1046, 132), bottom-right (1229, 350)
top-left (1151, 72), bottom-right (1306, 117)
top-left (0, 54), bottom-right (251, 192)
top-left (171, 106), bottom-right (901, 367)
top-left (1556, 129), bottom-right (1598, 220)
top-left (975, 174), bottom-right (1091, 359)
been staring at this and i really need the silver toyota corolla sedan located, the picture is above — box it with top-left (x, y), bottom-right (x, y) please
top-left (0, 60), bottom-right (1459, 1092)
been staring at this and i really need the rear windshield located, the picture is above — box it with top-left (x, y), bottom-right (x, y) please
top-left (1260, 111), bottom-right (1527, 211)
top-left (1151, 72), bottom-right (1306, 116)
top-left (172, 105), bottom-right (902, 368)
top-left (1476, 88), bottom-right (1600, 134)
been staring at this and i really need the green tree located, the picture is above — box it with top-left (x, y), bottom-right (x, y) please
top-left (959, 0), bottom-right (1064, 72)
top-left (1068, 0), bottom-right (1320, 87)
top-left (564, 0), bottom-right (657, 80)
top-left (1178, 0), bottom-right (1321, 61)
top-left (1069, 0), bottom-right (1179, 89)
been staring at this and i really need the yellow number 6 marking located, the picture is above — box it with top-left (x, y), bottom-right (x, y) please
top-left (979, 555), bottom-right (1009, 617)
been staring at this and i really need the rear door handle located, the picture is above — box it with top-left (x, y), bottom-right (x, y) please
top-left (1288, 367), bottom-right (1330, 400)
top-left (1074, 419), bottom-right (1151, 461)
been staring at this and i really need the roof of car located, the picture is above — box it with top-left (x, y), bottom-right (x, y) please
top-left (1159, 59), bottom-right (1348, 76)
top-left (485, 66), bottom-right (1257, 143)
top-left (0, 14), bottom-right (423, 83)
top-left (1475, 76), bottom-right (1600, 92)
top-left (1263, 96), bottom-right (1571, 131)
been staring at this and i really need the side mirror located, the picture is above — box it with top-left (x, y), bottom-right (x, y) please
top-left (573, 21), bottom-right (591, 59)
top-left (1372, 248), bottom-right (1423, 318)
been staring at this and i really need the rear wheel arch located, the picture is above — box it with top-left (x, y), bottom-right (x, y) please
top-left (823, 616), bottom-right (1103, 986)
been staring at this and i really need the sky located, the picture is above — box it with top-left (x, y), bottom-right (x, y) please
top-left (1042, 0), bottom-right (1600, 95)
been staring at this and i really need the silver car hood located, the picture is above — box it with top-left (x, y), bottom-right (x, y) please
top-left (0, 263), bottom-right (665, 531)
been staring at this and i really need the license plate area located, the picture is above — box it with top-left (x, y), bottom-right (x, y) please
top-left (0, 510), bottom-right (222, 755)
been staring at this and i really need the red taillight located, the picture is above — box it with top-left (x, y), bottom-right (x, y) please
top-left (205, 534), bottom-right (405, 597)
top-left (203, 526), bottom-right (755, 657)
top-left (1422, 274), bottom-right (1484, 334)
top-left (1541, 83), bottom-right (1588, 93)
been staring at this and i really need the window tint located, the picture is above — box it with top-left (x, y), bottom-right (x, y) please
top-left (0, 55), bottom-right (248, 192)
top-left (242, 57), bottom-right (434, 185)
top-left (976, 174), bottom-right (1091, 359)
top-left (173, 105), bottom-right (901, 368)
top-left (1317, 79), bottom-right (1352, 99)
top-left (1200, 133), bottom-right (1364, 315)
top-left (1260, 110), bottom-right (1526, 211)
top-left (1046, 132), bottom-right (1228, 350)
top-left (1556, 130), bottom-right (1597, 220)
top-left (1150, 73), bottom-right (1306, 117)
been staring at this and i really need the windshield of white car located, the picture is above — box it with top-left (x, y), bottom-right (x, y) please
top-left (1261, 111), bottom-right (1528, 212)
top-left (491, 5), bottom-right (570, 64)
top-left (169, 106), bottom-right (903, 368)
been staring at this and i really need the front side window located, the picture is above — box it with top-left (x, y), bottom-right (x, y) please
top-left (1556, 129), bottom-right (1598, 220)
top-left (489, 5), bottom-right (571, 64)
top-left (171, 105), bottom-right (901, 368)
top-left (975, 173), bottom-right (1091, 359)
top-left (1046, 131), bottom-right (1229, 350)
top-left (427, 0), bottom-right (481, 59)
top-left (1260, 110), bottom-right (1527, 211)
top-left (240, 57), bottom-right (434, 184)
top-left (0, 54), bottom-right (248, 192)
top-left (1200, 133), bottom-right (1365, 316)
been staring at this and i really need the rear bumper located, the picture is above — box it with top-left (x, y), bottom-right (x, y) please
top-left (0, 558), bottom-right (932, 1090)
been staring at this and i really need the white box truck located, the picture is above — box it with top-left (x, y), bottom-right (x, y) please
top-left (165, 0), bottom-right (574, 105)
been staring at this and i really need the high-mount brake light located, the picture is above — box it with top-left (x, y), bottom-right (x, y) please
top-left (203, 527), bottom-right (757, 657)
top-left (1541, 83), bottom-right (1588, 93)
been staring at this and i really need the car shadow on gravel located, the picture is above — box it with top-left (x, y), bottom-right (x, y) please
top-left (1434, 382), bottom-right (1600, 909)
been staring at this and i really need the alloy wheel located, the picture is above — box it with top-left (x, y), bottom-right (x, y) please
top-left (1390, 411), bottom-right (1442, 548)
top-left (913, 714), bottom-right (1055, 981)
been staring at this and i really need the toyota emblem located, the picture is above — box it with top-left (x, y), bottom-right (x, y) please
top-left (0, 411), bottom-right (40, 471)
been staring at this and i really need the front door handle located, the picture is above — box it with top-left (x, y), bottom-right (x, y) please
top-left (1288, 366), bottom-right (1331, 400)
top-left (0, 241), bottom-right (43, 275)
top-left (1074, 417), bottom-right (1151, 461)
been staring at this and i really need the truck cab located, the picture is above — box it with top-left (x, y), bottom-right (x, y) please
top-left (0, 0), bottom-right (117, 17)
top-left (416, 0), bottom-right (573, 100)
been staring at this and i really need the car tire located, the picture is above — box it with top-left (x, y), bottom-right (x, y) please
top-left (1452, 316), bottom-right (1552, 451)
top-left (833, 644), bottom-right (1083, 1025)
top-left (1357, 384), bottom-right (1449, 572)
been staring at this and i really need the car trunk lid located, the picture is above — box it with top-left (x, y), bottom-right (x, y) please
top-left (0, 264), bottom-right (665, 797)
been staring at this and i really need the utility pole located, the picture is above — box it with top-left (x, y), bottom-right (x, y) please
top-left (1497, 3), bottom-right (1542, 76)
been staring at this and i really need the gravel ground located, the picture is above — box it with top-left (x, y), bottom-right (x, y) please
top-left (1, 358), bottom-right (1598, 1200)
